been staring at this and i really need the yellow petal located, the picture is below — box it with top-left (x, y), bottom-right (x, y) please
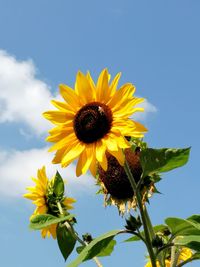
top-left (89, 156), bottom-right (97, 177)
top-left (107, 83), bottom-right (135, 109)
top-left (95, 140), bottom-right (106, 163)
top-left (51, 100), bottom-right (75, 114)
top-left (43, 111), bottom-right (70, 124)
top-left (95, 140), bottom-right (108, 170)
top-left (52, 147), bottom-right (70, 164)
top-left (108, 149), bottom-right (125, 166)
top-left (109, 72), bottom-right (121, 97)
top-left (104, 134), bottom-right (118, 151)
top-left (59, 84), bottom-right (81, 110)
top-left (96, 69), bottom-right (109, 102)
top-left (86, 71), bottom-right (96, 94)
top-left (41, 228), bottom-right (48, 238)
top-left (48, 133), bottom-right (77, 152)
top-left (76, 144), bottom-right (94, 176)
top-left (33, 198), bottom-right (46, 206)
top-left (23, 193), bottom-right (38, 200)
top-left (61, 141), bottom-right (85, 167)
top-left (49, 224), bottom-right (57, 239)
top-left (75, 71), bottom-right (96, 103)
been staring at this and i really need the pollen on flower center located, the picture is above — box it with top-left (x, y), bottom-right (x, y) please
top-left (73, 102), bottom-right (113, 143)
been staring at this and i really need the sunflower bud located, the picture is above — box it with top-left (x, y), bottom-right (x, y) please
top-left (125, 215), bottom-right (142, 232)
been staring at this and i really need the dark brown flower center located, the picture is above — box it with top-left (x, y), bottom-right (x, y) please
top-left (73, 102), bottom-right (112, 143)
top-left (98, 148), bottom-right (142, 199)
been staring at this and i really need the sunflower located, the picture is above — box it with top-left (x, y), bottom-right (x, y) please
top-left (43, 69), bottom-right (147, 176)
top-left (24, 166), bottom-right (76, 239)
top-left (144, 247), bottom-right (193, 267)
top-left (97, 142), bottom-right (155, 214)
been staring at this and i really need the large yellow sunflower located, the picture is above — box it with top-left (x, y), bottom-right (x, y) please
top-left (24, 166), bottom-right (75, 239)
top-left (145, 247), bottom-right (193, 267)
top-left (43, 69), bottom-right (147, 176)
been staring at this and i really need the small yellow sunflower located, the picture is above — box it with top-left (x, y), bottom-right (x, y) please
top-left (144, 247), bottom-right (193, 267)
top-left (43, 69), bottom-right (147, 176)
top-left (24, 166), bottom-right (76, 239)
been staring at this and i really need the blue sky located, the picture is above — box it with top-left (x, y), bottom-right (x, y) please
top-left (0, 1), bottom-right (199, 266)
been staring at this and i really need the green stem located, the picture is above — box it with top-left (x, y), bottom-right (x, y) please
top-left (170, 246), bottom-right (180, 267)
top-left (57, 202), bottom-right (103, 267)
top-left (124, 161), bottom-right (157, 267)
top-left (144, 208), bottom-right (164, 267)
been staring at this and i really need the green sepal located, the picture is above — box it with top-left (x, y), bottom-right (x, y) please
top-left (67, 230), bottom-right (121, 267)
top-left (57, 223), bottom-right (76, 261)
top-left (53, 171), bottom-right (65, 197)
top-left (29, 214), bottom-right (74, 230)
top-left (140, 147), bottom-right (191, 177)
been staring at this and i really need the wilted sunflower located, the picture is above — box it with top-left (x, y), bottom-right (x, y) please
top-left (97, 140), bottom-right (155, 214)
top-left (145, 247), bottom-right (193, 267)
top-left (24, 166), bottom-right (75, 239)
top-left (43, 69), bottom-right (147, 176)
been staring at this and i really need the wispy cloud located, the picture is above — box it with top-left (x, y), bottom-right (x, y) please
top-left (132, 99), bottom-right (157, 121)
top-left (0, 147), bottom-right (95, 198)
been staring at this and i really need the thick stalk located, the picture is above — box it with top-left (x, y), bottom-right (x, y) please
top-left (57, 202), bottom-right (103, 267)
top-left (144, 208), bottom-right (164, 267)
top-left (124, 161), bottom-right (157, 267)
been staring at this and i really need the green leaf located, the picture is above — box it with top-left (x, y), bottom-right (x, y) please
top-left (174, 235), bottom-right (200, 251)
top-left (140, 147), bottom-right (190, 177)
top-left (57, 223), bottom-right (76, 261)
top-left (97, 240), bottom-right (116, 257)
top-left (124, 235), bottom-right (141, 242)
top-left (67, 230), bottom-right (121, 267)
top-left (165, 217), bottom-right (200, 237)
top-left (124, 224), bottom-right (168, 242)
top-left (53, 171), bottom-right (65, 197)
top-left (30, 214), bottom-right (74, 230)
top-left (187, 215), bottom-right (200, 224)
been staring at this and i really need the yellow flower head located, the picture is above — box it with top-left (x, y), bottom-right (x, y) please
top-left (24, 166), bottom-right (76, 239)
top-left (43, 69), bottom-right (147, 176)
top-left (144, 247), bottom-right (193, 267)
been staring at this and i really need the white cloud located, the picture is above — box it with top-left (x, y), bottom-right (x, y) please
top-left (0, 50), bottom-right (53, 135)
top-left (0, 147), bottom-right (95, 198)
top-left (132, 99), bottom-right (157, 121)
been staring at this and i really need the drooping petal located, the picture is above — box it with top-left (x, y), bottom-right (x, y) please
top-left (108, 149), bottom-right (125, 166)
top-left (76, 144), bottom-right (94, 176)
top-left (95, 140), bottom-right (107, 170)
top-left (48, 133), bottom-right (77, 152)
top-left (61, 141), bottom-right (85, 167)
